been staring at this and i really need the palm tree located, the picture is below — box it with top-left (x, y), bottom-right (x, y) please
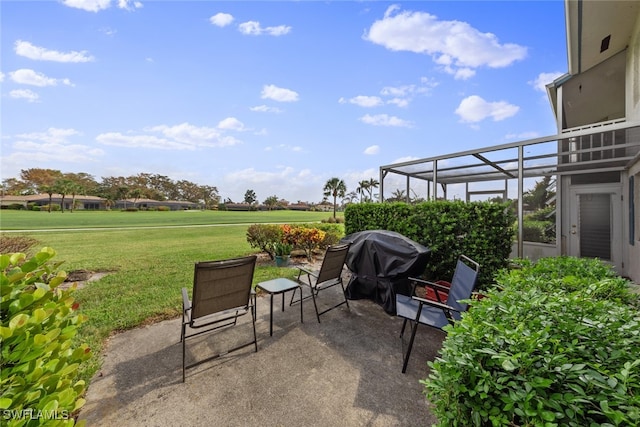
top-left (323, 177), bottom-right (347, 219)
top-left (356, 180), bottom-right (370, 203)
top-left (388, 189), bottom-right (407, 202)
top-left (367, 178), bottom-right (380, 202)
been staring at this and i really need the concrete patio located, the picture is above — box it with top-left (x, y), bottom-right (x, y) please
top-left (79, 287), bottom-right (445, 426)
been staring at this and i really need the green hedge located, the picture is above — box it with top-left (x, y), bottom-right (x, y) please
top-left (424, 257), bottom-right (640, 426)
top-left (1, 248), bottom-right (91, 426)
top-left (344, 201), bottom-right (515, 288)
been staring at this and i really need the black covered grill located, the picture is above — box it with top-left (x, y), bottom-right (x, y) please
top-left (341, 230), bottom-right (431, 315)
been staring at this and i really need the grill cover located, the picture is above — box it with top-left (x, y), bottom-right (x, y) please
top-left (341, 230), bottom-right (431, 315)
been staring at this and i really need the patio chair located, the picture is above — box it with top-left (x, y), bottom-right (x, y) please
top-left (396, 254), bottom-right (479, 373)
top-left (290, 243), bottom-right (351, 323)
top-left (181, 255), bottom-right (257, 382)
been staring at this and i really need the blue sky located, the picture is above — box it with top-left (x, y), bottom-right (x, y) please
top-left (1, 0), bottom-right (567, 203)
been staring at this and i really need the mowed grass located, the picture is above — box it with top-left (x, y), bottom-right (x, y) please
top-left (0, 208), bottom-right (335, 230)
top-left (1, 210), bottom-right (343, 381)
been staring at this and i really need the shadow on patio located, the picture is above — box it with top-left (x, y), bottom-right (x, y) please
top-left (79, 287), bottom-right (445, 426)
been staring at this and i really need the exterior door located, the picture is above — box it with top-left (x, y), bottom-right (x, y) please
top-left (569, 184), bottom-right (622, 271)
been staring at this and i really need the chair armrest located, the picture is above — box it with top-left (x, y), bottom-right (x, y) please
top-left (296, 266), bottom-right (319, 284)
top-left (181, 288), bottom-right (191, 313)
top-left (411, 295), bottom-right (460, 313)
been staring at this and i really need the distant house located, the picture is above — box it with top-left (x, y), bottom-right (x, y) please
top-left (316, 201), bottom-right (334, 212)
top-left (115, 198), bottom-right (199, 211)
top-left (0, 194), bottom-right (107, 210)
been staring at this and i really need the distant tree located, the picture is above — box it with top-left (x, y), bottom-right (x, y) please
top-left (244, 189), bottom-right (257, 205)
top-left (523, 176), bottom-right (554, 211)
top-left (343, 191), bottom-right (358, 205)
top-left (323, 177), bottom-right (347, 219)
top-left (386, 189), bottom-right (407, 203)
top-left (263, 195), bottom-right (279, 211)
top-left (367, 178), bottom-right (380, 202)
top-left (200, 185), bottom-right (219, 209)
top-left (2, 178), bottom-right (31, 195)
top-left (116, 186), bottom-right (129, 209)
top-left (356, 180), bottom-right (370, 203)
top-left (130, 188), bottom-right (143, 208)
top-left (20, 168), bottom-right (62, 195)
top-left (54, 178), bottom-right (76, 213)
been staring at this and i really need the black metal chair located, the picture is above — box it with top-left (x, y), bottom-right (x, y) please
top-left (395, 254), bottom-right (480, 373)
top-left (181, 255), bottom-right (257, 382)
top-left (290, 243), bottom-right (351, 322)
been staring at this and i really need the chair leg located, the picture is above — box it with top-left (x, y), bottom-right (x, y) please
top-left (309, 286), bottom-right (321, 323)
top-left (402, 319), bottom-right (420, 374)
top-left (400, 318), bottom-right (408, 338)
top-left (182, 323), bottom-right (187, 382)
top-left (340, 281), bottom-right (350, 309)
top-left (251, 314), bottom-right (258, 353)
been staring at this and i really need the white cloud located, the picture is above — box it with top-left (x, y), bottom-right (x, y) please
top-left (16, 128), bottom-right (81, 143)
top-left (5, 128), bottom-right (103, 171)
top-left (530, 72), bottom-right (564, 92)
top-left (62, 0), bottom-right (111, 12)
top-left (455, 95), bottom-right (519, 123)
top-left (9, 69), bottom-right (73, 87)
top-left (210, 13), bottom-right (234, 27)
top-left (250, 105), bottom-right (283, 113)
top-left (364, 145), bottom-right (380, 155)
top-left (15, 40), bottom-right (94, 63)
top-left (96, 122), bottom-right (242, 150)
top-left (359, 114), bottom-right (413, 128)
top-left (217, 117), bottom-right (245, 131)
top-left (0, 72), bottom-right (4, 82)
top-left (386, 98), bottom-right (409, 108)
top-left (9, 89), bottom-right (40, 102)
top-left (117, 0), bottom-right (143, 11)
top-left (339, 95), bottom-right (383, 107)
top-left (365, 6), bottom-right (527, 80)
top-left (238, 21), bottom-right (291, 36)
top-left (261, 84), bottom-right (299, 102)
top-left (61, 0), bottom-right (141, 12)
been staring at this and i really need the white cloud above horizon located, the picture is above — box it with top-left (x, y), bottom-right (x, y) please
top-left (455, 95), bottom-right (519, 123)
top-left (9, 69), bottom-right (73, 87)
top-left (360, 114), bottom-right (413, 127)
top-left (364, 5), bottom-right (527, 80)
top-left (238, 21), bottom-right (291, 36)
top-left (15, 40), bottom-right (94, 63)
top-left (261, 84), bottom-right (299, 102)
top-left (210, 12), bottom-right (234, 27)
top-left (61, 0), bottom-right (142, 12)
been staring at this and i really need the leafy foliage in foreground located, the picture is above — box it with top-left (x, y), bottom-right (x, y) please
top-left (424, 257), bottom-right (640, 426)
top-left (1, 248), bottom-right (91, 426)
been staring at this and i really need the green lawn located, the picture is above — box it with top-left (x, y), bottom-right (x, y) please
top-left (0, 208), bottom-right (337, 230)
top-left (0, 209), bottom-right (343, 382)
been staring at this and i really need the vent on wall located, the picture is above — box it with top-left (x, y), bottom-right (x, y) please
top-left (600, 35), bottom-right (611, 53)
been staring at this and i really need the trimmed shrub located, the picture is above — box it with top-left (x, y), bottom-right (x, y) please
top-left (344, 201), bottom-right (515, 288)
top-left (246, 224), bottom-right (283, 259)
top-left (0, 247), bottom-right (91, 426)
top-left (424, 256), bottom-right (640, 426)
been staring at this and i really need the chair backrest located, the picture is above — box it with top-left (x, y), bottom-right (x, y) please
top-left (316, 243), bottom-right (350, 285)
top-left (191, 255), bottom-right (257, 320)
top-left (444, 255), bottom-right (479, 319)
